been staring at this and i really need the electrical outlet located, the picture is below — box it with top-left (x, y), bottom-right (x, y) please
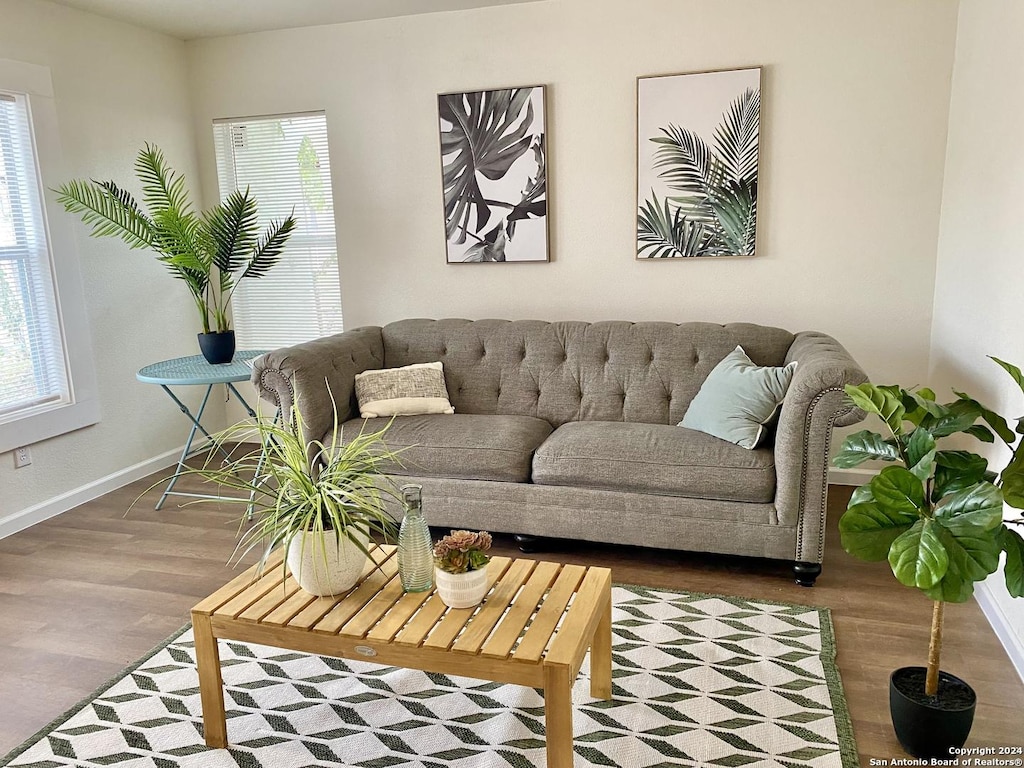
top-left (14, 446), bottom-right (31, 468)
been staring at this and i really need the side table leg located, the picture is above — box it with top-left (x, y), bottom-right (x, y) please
top-left (192, 612), bottom-right (228, 748)
top-left (543, 662), bottom-right (575, 768)
top-left (157, 384), bottom-right (216, 510)
top-left (590, 579), bottom-right (613, 700)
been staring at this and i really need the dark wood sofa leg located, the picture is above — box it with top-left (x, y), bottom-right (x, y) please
top-left (793, 561), bottom-right (822, 587)
top-left (794, 561), bottom-right (819, 585)
top-left (514, 534), bottom-right (541, 554)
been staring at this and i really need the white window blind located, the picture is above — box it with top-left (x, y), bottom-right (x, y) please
top-left (213, 112), bottom-right (342, 350)
top-left (0, 90), bottom-right (69, 423)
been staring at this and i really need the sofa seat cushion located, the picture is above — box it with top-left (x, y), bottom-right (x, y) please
top-left (334, 414), bottom-right (553, 483)
top-left (531, 421), bottom-right (775, 503)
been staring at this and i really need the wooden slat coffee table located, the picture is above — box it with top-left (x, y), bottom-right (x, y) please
top-left (191, 546), bottom-right (612, 767)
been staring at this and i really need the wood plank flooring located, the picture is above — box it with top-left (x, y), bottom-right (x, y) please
top-left (0, 469), bottom-right (1020, 762)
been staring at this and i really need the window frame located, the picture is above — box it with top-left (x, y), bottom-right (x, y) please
top-left (212, 111), bottom-right (343, 350)
top-left (0, 59), bottom-right (99, 453)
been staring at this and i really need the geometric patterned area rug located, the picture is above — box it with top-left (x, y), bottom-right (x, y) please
top-left (1, 585), bottom-right (858, 768)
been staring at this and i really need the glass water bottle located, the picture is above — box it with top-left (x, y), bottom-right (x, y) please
top-left (398, 484), bottom-right (433, 592)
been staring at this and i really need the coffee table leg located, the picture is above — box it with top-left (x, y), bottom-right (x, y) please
top-left (544, 662), bottom-right (575, 768)
top-left (192, 613), bottom-right (228, 748)
top-left (590, 579), bottom-right (613, 700)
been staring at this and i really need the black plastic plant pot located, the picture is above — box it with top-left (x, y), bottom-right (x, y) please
top-left (889, 666), bottom-right (976, 759)
top-left (198, 331), bottom-right (236, 365)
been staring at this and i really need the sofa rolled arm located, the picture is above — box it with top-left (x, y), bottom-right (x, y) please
top-left (774, 332), bottom-right (868, 565)
top-left (251, 326), bottom-right (385, 442)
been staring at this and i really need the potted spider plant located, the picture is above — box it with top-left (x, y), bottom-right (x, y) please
top-left (833, 357), bottom-right (1024, 759)
top-left (55, 143), bottom-right (296, 364)
top-left (145, 399), bottom-right (403, 596)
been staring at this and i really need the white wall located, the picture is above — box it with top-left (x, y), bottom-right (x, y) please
top-left (186, 0), bottom-right (958, 395)
top-left (0, 0), bottom-right (214, 530)
top-left (931, 0), bottom-right (1024, 676)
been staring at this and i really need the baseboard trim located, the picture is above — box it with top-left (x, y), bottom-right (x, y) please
top-left (975, 581), bottom-right (1024, 685)
top-left (828, 467), bottom-right (877, 486)
top-left (0, 443), bottom-right (197, 540)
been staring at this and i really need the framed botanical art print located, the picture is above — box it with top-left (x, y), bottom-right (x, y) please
top-left (636, 67), bottom-right (761, 259)
top-left (438, 85), bottom-right (548, 263)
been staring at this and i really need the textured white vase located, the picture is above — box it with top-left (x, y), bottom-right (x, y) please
top-left (286, 530), bottom-right (368, 597)
top-left (435, 567), bottom-right (489, 608)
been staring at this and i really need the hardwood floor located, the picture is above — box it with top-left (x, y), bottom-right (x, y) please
top-left (0, 471), bottom-right (1020, 762)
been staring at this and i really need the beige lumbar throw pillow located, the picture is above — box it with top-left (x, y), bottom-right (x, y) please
top-left (355, 361), bottom-right (456, 418)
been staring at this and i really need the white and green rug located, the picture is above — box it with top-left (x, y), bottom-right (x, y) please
top-left (1, 586), bottom-right (858, 768)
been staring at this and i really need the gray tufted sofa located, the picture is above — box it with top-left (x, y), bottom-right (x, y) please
top-left (252, 319), bottom-right (867, 585)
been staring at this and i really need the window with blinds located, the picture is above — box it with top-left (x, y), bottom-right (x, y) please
top-left (0, 90), bottom-right (70, 423)
top-left (213, 112), bottom-right (342, 349)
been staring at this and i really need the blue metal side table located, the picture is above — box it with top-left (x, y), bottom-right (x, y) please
top-left (137, 351), bottom-right (268, 510)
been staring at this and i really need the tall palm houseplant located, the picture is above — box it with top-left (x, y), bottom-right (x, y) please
top-left (55, 144), bottom-right (296, 361)
top-left (834, 357), bottom-right (1024, 757)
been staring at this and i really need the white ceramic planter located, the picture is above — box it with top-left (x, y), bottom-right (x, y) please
top-left (435, 567), bottom-right (489, 608)
top-left (286, 529), bottom-right (368, 597)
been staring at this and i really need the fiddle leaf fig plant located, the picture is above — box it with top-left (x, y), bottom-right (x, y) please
top-left (834, 357), bottom-right (1024, 697)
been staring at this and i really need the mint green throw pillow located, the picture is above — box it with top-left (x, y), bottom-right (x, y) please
top-left (679, 346), bottom-right (797, 449)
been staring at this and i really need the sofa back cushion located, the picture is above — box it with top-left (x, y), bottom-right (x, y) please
top-left (381, 319), bottom-right (795, 427)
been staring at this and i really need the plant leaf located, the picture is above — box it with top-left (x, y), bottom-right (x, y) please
top-left (850, 484), bottom-right (875, 506)
top-left (205, 188), bottom-right (259, 275)
top-left (707, 177), bottom-right (756, 255)
top-left (905, 428), bottom-right (936, 481)
top-left (506, 135), bottom-right (546, 241)
top-left (965, 424), bottom-right (996, 443)
top-left (651, 123), bottom-right (722, 199)
top-left (909, 449), bottom-right (936, 484)
top-left (991, 356), bottom-right (1024, 393)
top-left (1000, 526), bottom-right (1024, 598)
top-left (939, 518), bottom-right (1001, 580)
top-left (54, 178), bottom-right (157, 250)
top-left (901, 390), bottom-right (943, 426)
top-left (953, 390), bottom-right (1014, 444)
top-left (637, 192), bottom-right (712, 258)
top-left (870, 466), bottom-right (925, 516)
top-left (921, 554), bottom-right (974, 603)
top-left (1001, 453), bottom-right (1024, 510)
top-left (935, 450), bottom-right (990, 471)
top-left (923, 520), bottom-right (1001, 604)
top-left (713, 87), bottom-right (760, 183)
top-left (932, 450), bottom-right (989, 500)
top-left (839, 501), bottom-right (916, 561)
top-left (888, 519), bottom-right (949, 589)
top-left (844, 383), bottom-right (906, 436)
top-left (460, 224), bottom-right (507, 262)
top-left (135, 142), bottom-right (191, 215)
top-left (439, 88), bottom-right (536, 243)
top-left (833, 430), bottom-right (900, 468)
top-left (934, 481), bottom-right (1003, 533)
top-left (238, 214), bottom-right (298, 280)
top-left (920, 399), bottom-right (979, 439)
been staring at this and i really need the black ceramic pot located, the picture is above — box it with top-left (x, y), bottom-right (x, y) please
top-left (890, 666), bottom-right (976, 759)
top-left (197, 330), bottom-right (236, 365)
